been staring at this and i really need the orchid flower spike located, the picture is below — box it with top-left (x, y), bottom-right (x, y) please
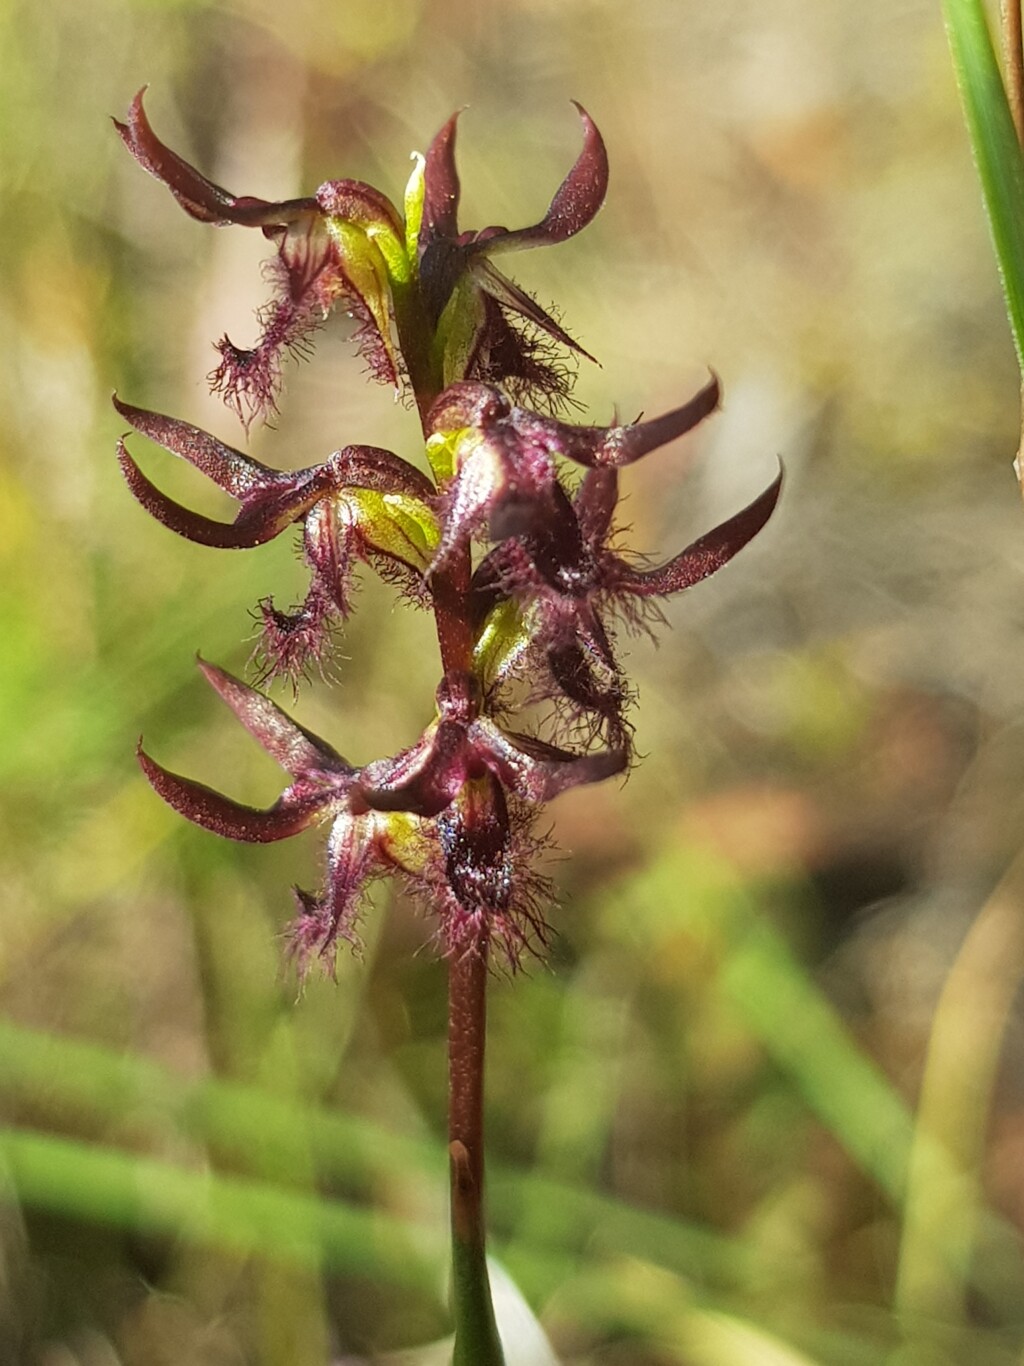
top-left (116, 93), bottom-right (781, 974)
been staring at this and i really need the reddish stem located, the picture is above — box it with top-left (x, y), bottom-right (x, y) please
top-left (1003, 0), bottom-right (1024, 145)
top-left (448, 938), bottom-right (504, 1362)
top-left (431, 549), bottom-right (475, 675)
top-left (448, 943), bottom-right (488, 1243)
top-left (409, 337), bottom-right (502, 1357)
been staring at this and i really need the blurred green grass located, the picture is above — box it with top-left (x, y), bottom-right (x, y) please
top-left (6, 0), bottom-right (1024, 1361)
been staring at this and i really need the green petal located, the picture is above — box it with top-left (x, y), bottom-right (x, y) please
top-left (433, 275), bottom-right (487, 389)
top-left (340, 487), bottom-right (440, 568)
top-left (323, 218), bottom-right (404, 379)
top-left (404, 151), bottom-right (427, 261)
top-left (473, 598), bottom-right (533, 687)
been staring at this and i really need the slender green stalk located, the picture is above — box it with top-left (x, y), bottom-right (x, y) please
top-left (942, 0), bottom-right (1024, 369)
top-left (0, 1125), bottom-right (437, 1289)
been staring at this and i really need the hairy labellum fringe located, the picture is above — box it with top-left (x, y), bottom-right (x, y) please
top-left (285, 883), bottom-right (366, 983)
top-left (250, 587), bottom-right (342, 692)
top-left (468, 300), bottom-right (580, 416)
top-left (421, 796), bottom-right (554, 967)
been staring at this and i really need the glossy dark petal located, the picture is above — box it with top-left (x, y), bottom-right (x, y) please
top-left (437, 776), bottom-right (515, 919)
top-left (505, 482), bottom-right (586, 584)
top-left (116, 439), bottom-right (319, 548)
top-left (138, 748), bottom-right (333, 842)
top-left (468, 546), bottom-right (508, 627)
top-left (354, 722), bottom-right (468, 817)
top-left (612, 465), bottom-right (783, 598)
top-left (421, 111), bottom-right (462, 249)
top-left (471, 718), bottom-right (626, 802)
top-left (513, 373), bottom-right (721, 468)
top-left (114, 89), bottom-right (316, 228)
top-left (419, 238), bottom-right (468, 326)
top-left (197, 659), bottom-right (351, 776)
top-left (113, 396), bottom-right (284, 497)
top-left (487, 485), bottom-right (560, 545)
top-left (470, 103), bottom-right (608, 255)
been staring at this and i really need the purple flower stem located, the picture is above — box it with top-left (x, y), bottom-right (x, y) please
top-left (448, 938), bottom-right (505, 1364)
top-left (412, 335), bottom-right (504, 1358)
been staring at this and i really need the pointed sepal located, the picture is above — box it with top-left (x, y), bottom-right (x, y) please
top-left (197, 659), bottom-right (351, 775)
top-left (612, 465), bottom-right (783, 597)
top-left (114, 88), bottom-right (316, 228)
top-left (137, 747), bottom-right (337, 842)
top-left (468, 102), bottom-right (608, 257)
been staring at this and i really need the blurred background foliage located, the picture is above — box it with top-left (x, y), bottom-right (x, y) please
top-left (4, 0), bottom-right (1024, 1361)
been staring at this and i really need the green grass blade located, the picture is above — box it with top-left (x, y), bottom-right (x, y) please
top-left (0, 1018), bottom-right (751, 1289)
top-left (943, 0), bottom-right (1024, 368)
top-left (599, 843), bottom-right (917, 1201)
top-left (0, 1125), bottom-right (440, 1291)
top-left (715, 915), bottom-right (914, 1204)
top-left (0, 1016), bottom-right (442, 1188)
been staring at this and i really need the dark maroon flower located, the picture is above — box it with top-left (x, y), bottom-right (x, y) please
top-left (351, 670), bottom-right (627, 815)
top-left (140, 661), bottom-right (624, 972)
top-left (115, 89), bottom-right (407, 428)
top-left (469, 447), bottom-right (783, 743)
top-left (114, 395), bottom-right (438, 682)
top-left (418, 104), bottom-right (608, 409)
top-left (138, 659), bottom-right (407, 974)
top-left (425, 375), bottom-right (721, 572)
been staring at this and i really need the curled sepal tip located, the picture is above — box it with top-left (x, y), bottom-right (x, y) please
top-left (470, 102), bottom-right (608, 257)
top-left (614, 463), bottom-right (784, 598)
top-left (115, 398), bottom-right (436, 627)
top-left (115, 434), bottom-right (326, 550)
top-left (114, 88), bottom-right (314, 228)
top-left (137, 746), bottom-right (335, 843)
top-left (113, 395), bottom-right (283, 497)
top-left (515, 372), bottom-right (721, 469)
top-left (478, 721), bottom-right (628, 803)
